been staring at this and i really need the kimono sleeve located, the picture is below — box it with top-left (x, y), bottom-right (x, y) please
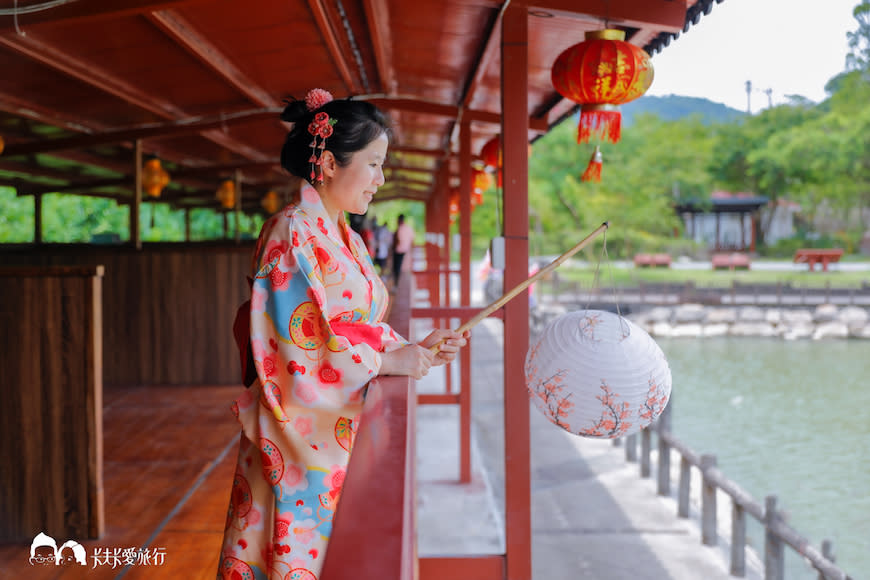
top-left (248, 230), bottom-right (384, 412)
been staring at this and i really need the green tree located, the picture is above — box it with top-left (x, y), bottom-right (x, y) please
top-left (846, 1), bottom-right (870, 73)
top-left (0, 187), bottom-right (34, 242)
top-left (529, 112), bottom-right (714, 257)
top-left (709, 104), bottom-right (820, 244)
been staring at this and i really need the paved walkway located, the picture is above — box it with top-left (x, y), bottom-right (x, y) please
top-left (414, 314), bottom-right (764, 579)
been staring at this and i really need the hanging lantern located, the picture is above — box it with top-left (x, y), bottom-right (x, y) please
top-left (261, 190), bottom-right (281, 214)
top-left (0, 135), bottom-right (5, 156)
top-left (551, 29), bottom-right (654, 144)
top-left (216, 179), bottom-right (236, 209)
top-left (141, 158), bottom-right (170, 198)
top-left (448, 188), bottom-right (460, 225)
top-left (480, 136), bottom-right (501, 170)
top-left (525, 310), bottom-right (671, 439)
top-left (581, 145), bottom-right (603, 183)
top-left (471, 168), bottom-right (493, 195)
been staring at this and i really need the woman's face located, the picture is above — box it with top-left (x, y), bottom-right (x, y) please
top-left (322, 132), bottom-right (388, 219)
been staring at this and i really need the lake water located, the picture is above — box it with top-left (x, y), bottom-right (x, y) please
top-left (657, 337), bottom-right (870, 579)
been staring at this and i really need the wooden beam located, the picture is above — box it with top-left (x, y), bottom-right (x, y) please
top-left (0, 32), bottom-right (272, 161)
top-left (0, 90), bottom-right (105, 134)
top-left (373, 189), bottom-right (428, 203)
top-left (0, 0), bottom-right (192, 30)
top-left (445, 0), bottom-right (506, 150)
top-left (528, 0), bottom-right (689, 32)
top-left (307, 0), bottom-right (359, 94)
top-left (368, 97), bottom-right (548, 132)
top-left (0, 160), bottom-right (96, 182)
top-left (389, 145), bottom-right (448, 159)
top-left (462, 9), bottom-right (502, 111)
top-left (362, 0), bottom-right (396, 95)
top-left (147, 10), bottom-right (282, 108)
top-left (466, 108), bottom-right (548, 132)
top-left (1, 108), bottom-right (280, 157)
top-left (386, 177), bottom-right (432, 189)
top-left (384, 164), bottom-right (437, 176)
top-left (0, 33), bottom-right (185, 118)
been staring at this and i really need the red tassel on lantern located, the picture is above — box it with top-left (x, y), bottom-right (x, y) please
top-left (578, 106), bottom-right (621, 145)
top-left (581, 145), bottom-right (603, 183)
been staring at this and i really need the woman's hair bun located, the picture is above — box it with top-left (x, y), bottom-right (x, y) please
top-left (280, 99), bottom-right (309, 123)
top-left (281, 89), bottom-right (336, 123)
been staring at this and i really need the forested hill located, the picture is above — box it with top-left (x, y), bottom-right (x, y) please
top-left (621, 94), bottom-right (746, 125)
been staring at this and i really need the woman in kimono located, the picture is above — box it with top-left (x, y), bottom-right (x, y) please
top-left (218, 89), bottom-right (467, 580)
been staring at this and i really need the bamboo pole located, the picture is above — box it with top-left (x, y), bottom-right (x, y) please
top-left (430, 220), bottom-right (609, 352)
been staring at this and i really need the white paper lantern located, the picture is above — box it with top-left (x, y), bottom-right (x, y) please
top-left (525, 309), bottom-right (672, 439)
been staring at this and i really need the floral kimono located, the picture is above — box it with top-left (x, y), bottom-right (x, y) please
top-left (219, 185), bottom-right (406, 580)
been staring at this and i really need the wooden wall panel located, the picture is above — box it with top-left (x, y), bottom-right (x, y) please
top-left (0, 266), bottom-right (103, 542)
top-left (0, 243), bottom-right (254, 386)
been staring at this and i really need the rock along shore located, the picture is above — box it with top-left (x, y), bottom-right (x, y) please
top-left (625, 303), bottom-right (870, 341)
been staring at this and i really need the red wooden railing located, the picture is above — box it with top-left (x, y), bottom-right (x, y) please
top-left (321, 258), bottom-right (417, 579)
top-left (319, 376), bottom-right (417, 580)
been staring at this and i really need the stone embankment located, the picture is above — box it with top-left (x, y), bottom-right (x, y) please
top-left (627, 303), bottom-right (870, 340)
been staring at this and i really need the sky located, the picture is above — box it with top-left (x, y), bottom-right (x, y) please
top-left (645, 0), bottom-right (860, 113)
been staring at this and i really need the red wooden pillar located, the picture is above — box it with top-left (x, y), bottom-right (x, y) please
top-left (501, 4), bottom-right (531, 579)
top-left (425, 196), bottom-right (440, 305)
top-left (458, 119), bottom-right (473, 483)
top-left (459, 119), bottom-right (472, 309)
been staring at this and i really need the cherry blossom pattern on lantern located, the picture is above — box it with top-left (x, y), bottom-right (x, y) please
top-left (525, 309), bottom-right (672, 439)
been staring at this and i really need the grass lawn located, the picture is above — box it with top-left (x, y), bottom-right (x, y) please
top-left (554, 262), bottom-right (870, 290)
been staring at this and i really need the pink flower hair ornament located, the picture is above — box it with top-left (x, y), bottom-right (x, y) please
top-left (304, 88), bottom-right (334, 112)
top-left (305, 90), bottom-right (338, 183)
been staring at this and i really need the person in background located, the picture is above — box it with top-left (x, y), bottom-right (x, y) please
top-left (220, 88), bottom-right (468, 580)
top-left (392, 213), bottom-right (414, 287)
top-left (372, 218), bottom-right (393, 279)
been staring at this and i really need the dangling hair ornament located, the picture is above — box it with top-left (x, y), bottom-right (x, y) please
top-left (305, 88), bottom-right (337, 184)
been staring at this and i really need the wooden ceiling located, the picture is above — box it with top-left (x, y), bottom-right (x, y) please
top-left (0, 0), bottom-right (720, 214)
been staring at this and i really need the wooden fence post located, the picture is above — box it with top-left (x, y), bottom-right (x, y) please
top-left (640, 428), bottom-right (651, 478)
top-left (731, 501), bottom-right (746, 577)
top-left (678, 456), bottom-right (691, 518)
top-left (818, 539), bottom-right (835, 580)
top-left (625, 433), bottom-right (638, 462)
top-left (701, 454), bottom-right (717, 546)
top-left (765, 495), bottom-right (785, 580)
top-left (657, 403), bottom-right (672, 496)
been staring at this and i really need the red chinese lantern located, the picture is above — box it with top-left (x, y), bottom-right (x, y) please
top-left (0, 135), bottom-right (5, 156)
top-left (448, 188), bottom-right (460, 225)
top-left (551, 29), bottom-right (654, 144)
top-left (480, 136), bottom-right (501, 170)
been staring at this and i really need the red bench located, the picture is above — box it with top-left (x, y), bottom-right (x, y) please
top-left (633, 253), bottom-right (672, 268)
top-left (711, 253), bottom-right (751, 271)
top-left (794, 248), bottom-right (843, 272)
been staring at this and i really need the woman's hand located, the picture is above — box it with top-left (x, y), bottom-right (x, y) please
top-left (418, 329), bottom-right (470, 367)
top-left (379, 343), bottom-right (435, 379)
